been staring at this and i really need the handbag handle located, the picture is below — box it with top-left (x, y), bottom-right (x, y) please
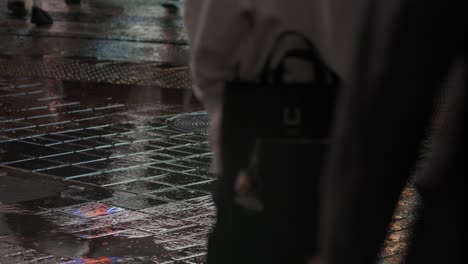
top-left (260, 31), bottom-right (332, 84)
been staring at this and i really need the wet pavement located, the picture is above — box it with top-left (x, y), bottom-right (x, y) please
top-left (0, 75), bottom-right (213, 263)
top-left (0, 0), bottom-right (187, 63)
top-left (1, 0), bottom-right (416, 263)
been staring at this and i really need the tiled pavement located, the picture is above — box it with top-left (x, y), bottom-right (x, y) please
top-left (1, 76), bottom-right (213, 263)
top-left (0, 0), bottom-right (418, 263)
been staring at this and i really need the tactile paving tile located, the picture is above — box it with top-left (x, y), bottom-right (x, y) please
top-left (0, 58), bottom-right (191, 88)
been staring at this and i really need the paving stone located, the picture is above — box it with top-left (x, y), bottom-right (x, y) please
top-left (59, 187), bottom-right (118, 202)
top-left (150, 172), bottom-right (208, 186)
top-left (11, 159), bottom-right (62, 171)
top-left (27, 256), bottom-right (74, 263)
top-left (180, 197), bottom-right (215, 209)
top-left (388, 218), bottom-right (416, 233)
top-left (156, 149), bottom-right (192, 160)
top-left (104, 166), bottom-right (167, 180)
top-left (381, 239), bottom-right (409, 259)
top-left (20, 196), bottom-right (88, 209)
top-left (169, 245), bottom-right (207, 261)
top-left (137, 218), bottom-right (195, 236)
top-left (0, 247), bottom-right (51, 263)
top-left (175, 255), bottom-right (206, 264)
top-left (174, 159), bottom-right (211, 170)
top-left (39, 211), bottom-right (87, 227)
top-left (139, 203), bottom-right (195, 216)
top-left (183, 169), bottom-right (214, 178)
top-left (170, 147), bottom-right (207, 155)
top-left (160, 239), bottom-right (201, 251)
top-left (183, 214), bottom-right (216, 227)
top-left (49, 152), bottom-right (104, 163)
top-left (385, 229), bottom-right (414, 245)
top-left (150, 163), bottom-right (193, 173)
top-left (151, 188), bottom-right (209, 202)
top-left (111, 229), bottom-right (154, 239)
top-left (78, 159), bottom-right (114, 170)
top-left (378, 256), bottom-right (406, 264)
top-left (93, 211), bottom-right (151, 226)
top-left (185, 180), bottom-right (217, 193)
top-left (39, 165), bottom-right (99, 179)
top-left (74, 172), bottom-right (132, 186)
top-left (71, 225), bottom-right (128, 239)
top-left (109, 180), bottom-right (173, 194)
top-left (167, 224), bottom-right (210, 238)
top-left (108, 196), bottom-right (168, 210)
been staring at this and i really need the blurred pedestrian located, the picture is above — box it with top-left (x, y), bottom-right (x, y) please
top-left (318, 0), bottom-right (467, 263)
top-left (7, 0), bottom-right (81, 26)
top-left (185, 0), bottom-right (367, 177)
top-left (7, 0), bottom-right (53, 25)
top-left (185, 0), bottom-right (368, 263)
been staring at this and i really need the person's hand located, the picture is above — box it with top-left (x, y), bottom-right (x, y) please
top-left (307, 255), bottom-right (324, 264)
top-left (234, 170), bottom-right (252, 194)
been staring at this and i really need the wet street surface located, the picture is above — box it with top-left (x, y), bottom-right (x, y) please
top-left (1, 0), bottom-right (416, 263)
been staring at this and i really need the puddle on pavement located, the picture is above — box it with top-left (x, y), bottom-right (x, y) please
top-left (0, 211), bottom-right (168, 259)
top-left (0, 173), bottom-right (66, 204)
top-left (0, 170), bottom-right (168, 260)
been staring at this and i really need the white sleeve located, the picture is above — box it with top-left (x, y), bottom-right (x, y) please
top-left (184, 0), bottom-right (205, 48)
top-left (190, 0), bottom-right (252, 107)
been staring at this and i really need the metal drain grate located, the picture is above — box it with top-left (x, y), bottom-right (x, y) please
top-left (0, 58), bottom-right (191, 88)
top-left (167, 112), bottom-right (209, 135)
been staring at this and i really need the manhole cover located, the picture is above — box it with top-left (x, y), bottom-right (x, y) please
top-left (167, 112), bottom-right (208, 135)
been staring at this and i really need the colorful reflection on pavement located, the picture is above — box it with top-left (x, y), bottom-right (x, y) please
top-left (71, 257), bottom-right (121, 264)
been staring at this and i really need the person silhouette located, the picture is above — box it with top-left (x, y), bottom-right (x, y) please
top-left (7, 0), bottom-right (81, 26)
top-left (8, 0), bottom-right (52, 25)
top-left (318, 0), bottom-right (467, 263)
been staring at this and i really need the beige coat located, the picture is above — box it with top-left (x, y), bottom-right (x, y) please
top-left (184, 0), bottom-right (368, 174)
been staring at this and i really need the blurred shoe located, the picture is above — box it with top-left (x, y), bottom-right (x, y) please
top-left (7, 1), bottom-right (27, 18)
top-left (161, 1), bottom-right (178, 13)
top-left (65, 0), bottom-right (81, 4)
top-left (31, 6), bottom-right (53, 26)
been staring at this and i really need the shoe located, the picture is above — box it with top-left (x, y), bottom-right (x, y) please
top-left (161, 2), bottom-right (178, 13)
top-left (31, 6), bottom-right (53, 26)
top-left (7, 1), bottom-right (27, 18)
top-left (65, 0), bottom-right (81, 4)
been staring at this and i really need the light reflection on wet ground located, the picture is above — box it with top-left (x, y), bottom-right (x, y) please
top-left (3, 212), bottom-right (166, 257)
top-left (1, 180), bottom-right (209, 262)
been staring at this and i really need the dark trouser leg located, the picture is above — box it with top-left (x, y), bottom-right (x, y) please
top-left (65, 0), bottom-right (81, 5)
top-left (31, 0), bottom-right (53, 25)
top-left (7, 0), bottom-right (27, 18)
top-left (408, 181), bottom-right (464, 263)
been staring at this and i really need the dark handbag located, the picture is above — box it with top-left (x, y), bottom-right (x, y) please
top-left (207, 31), bottom-right (340, 264)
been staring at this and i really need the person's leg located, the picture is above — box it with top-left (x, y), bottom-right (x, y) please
top-left (31, 0), bottom-right (53, 26)
top-left (7, 0), bottom-right (27, 18)
top-left (407, 186), bottom-right (464, 263)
